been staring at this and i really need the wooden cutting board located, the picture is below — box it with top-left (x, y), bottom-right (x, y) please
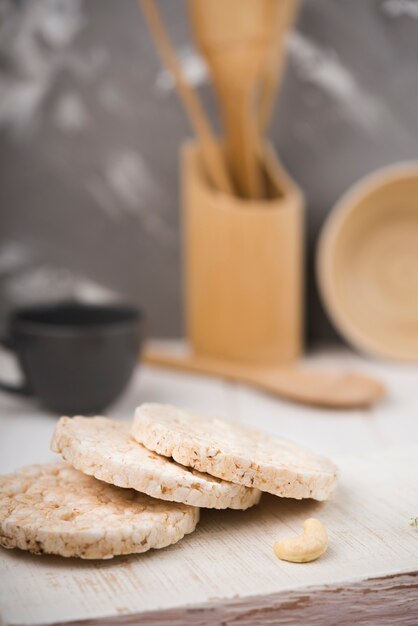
top-left (1, 447), bottom-right (417, 626)
top-left (1, 347), bottom-right (417, 626)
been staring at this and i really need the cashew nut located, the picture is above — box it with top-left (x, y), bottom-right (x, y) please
top-left (274, 518), bottom-right (328, 563)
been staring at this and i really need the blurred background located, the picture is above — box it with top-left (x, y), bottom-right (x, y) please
top-left (1, 0), bottom-right (417, 344)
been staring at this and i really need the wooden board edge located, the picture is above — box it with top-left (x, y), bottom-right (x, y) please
top-left (22, 571), bottom-right (418, 626)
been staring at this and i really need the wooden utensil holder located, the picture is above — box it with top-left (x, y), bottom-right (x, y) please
top-left (182, 140), bottom-right (304, 364)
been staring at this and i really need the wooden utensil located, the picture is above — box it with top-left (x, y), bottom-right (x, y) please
top-left (140, 0), bottom-right (233, 195)
top-left (183, 140), bottom-right (304, 364)
top-left (188, 0), bottom-right (280, 199)
top-left (143, 346), bottom-right (385, 409)
top-left (318, 163), bottom-right (418, 361)
top-left (258, 0), bottom-right (300, 133)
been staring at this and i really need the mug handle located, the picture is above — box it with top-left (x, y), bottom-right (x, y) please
top-left (0, 336), bottom-right (32, 396)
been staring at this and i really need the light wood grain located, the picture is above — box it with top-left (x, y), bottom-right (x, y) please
top-left (44, 573), bottom-right (418, 626)
top-left (1, 346), bottom-right (418, 626)
top-left (258, 0), bottom-right (301, 133)
top-left (1, 448), bottom-right (417, 626)
top-left (201, 43), bottom-right (265, 199)
top-left (182, 141), bottom-right (304, 364)
top-left (318, 163), bottom-right (418, 361)
top-left (143, 345), bottom-right (385, 408)
top-left (188, 0), bottom-right (278, 198)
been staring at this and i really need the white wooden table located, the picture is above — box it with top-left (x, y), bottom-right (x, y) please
top-left (1, 345), bottom-right (418, 625)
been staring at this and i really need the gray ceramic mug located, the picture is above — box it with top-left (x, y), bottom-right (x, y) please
top-left (0, 302), bottom-right (145, 414)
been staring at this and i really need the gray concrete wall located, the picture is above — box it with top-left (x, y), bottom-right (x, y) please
top-left (0, 0), bottom-right (417, 343)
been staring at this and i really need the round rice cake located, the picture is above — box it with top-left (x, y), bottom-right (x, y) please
top-left (0, 462), bottom-right (199, 559)
top-left (132, 404), bottom-right (338, 501)
top-left (51, 416), bottom-right (261, 510)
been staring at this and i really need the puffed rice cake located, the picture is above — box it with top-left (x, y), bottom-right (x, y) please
top-left (0, 462), bottom-right (199, 559)
top-left (51, 416), bottom-right (261, 510)
top-left (132, 403), bottom-right (338, 501)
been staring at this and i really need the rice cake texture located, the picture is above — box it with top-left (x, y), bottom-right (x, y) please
top-left (51, 416), bottom-right (261, 510)
top-left (132, 404), bottom-right (338, 501)
top-left (0, 463), bottom-right (199, 559)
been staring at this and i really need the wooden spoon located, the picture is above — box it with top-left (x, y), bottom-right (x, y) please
top-left (140, 0), bottom-right (233, 195)
top-left (188, 0), bottom-right (280, 199)
top-left (143, 346), bottom-right (385, 409)
top-left (258, 0), bottom-right (301, 133)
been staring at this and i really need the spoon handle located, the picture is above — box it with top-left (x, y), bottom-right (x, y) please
top-left (140, 0), bottom-right (233, 195)
top-left (143, 346), bottom-right (385, 409)
top-left (258, 0), bottom-right (301, 133)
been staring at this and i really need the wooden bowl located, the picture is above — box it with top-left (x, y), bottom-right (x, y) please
top-left (317, 163), bottom-right (418, 361)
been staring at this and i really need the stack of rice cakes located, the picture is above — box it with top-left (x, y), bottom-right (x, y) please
top-left (0, 404), bottom-right (338, 559)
